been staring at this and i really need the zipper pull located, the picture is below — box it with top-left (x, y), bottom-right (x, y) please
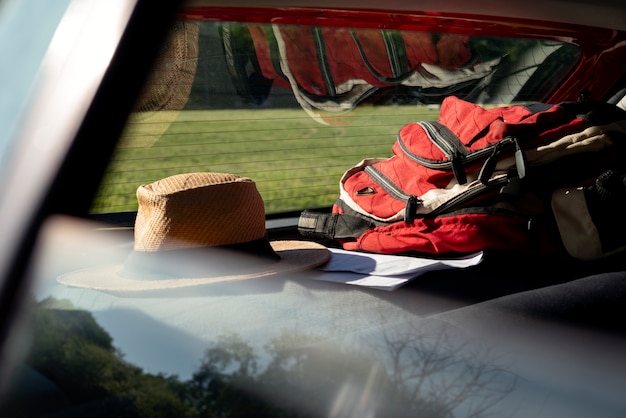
top-left (478, 138), bottom-right (517, 184)
top-left (451, 154), bottom-right (467, 185)
top-left (500, 138), bottom-right (526, 196)
top-left (404, 195), bottom-right (419, 224)
top-left (514, 138), bottom-right (527, 179)
top-left (478, 144), bottom-right (500, 184)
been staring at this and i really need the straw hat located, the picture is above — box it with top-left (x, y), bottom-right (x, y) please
top-left (57, 172), bottom-right (330, 292)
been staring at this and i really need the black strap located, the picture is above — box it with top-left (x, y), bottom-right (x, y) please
top-left (298, 210), bottom-right (379, 240)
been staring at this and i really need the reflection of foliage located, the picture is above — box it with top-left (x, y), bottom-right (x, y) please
top-left (12, 298), bottom-right (516, 417)
top-left (187, 328), bottom-right (515, 418)
top-left (184, 333), bottom-right (290, 418)
top-left (376, 320), bottom-right (516, 417)
top-left (18, 297), bottom-right (193, 418)
top-left (261, 332), bottom-right (396, 417)
top-left (469, 37), bottom-right (580, 101)
top-left (469, 37), bottom-right (535, 63)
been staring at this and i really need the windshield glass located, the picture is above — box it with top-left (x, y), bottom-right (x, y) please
top-left (0, 0), bottom-right (71, 170)
top-left (91, 19), bottom-right (580, 216)
top-left (11, 5), bottom-right (626, 418)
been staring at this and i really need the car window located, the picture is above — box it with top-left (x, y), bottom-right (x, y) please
top-left (0, 0), bottom-right (71, 168)
top-left (90, 18), bottom-right (580, 217)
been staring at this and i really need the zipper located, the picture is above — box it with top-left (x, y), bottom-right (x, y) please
top-left (398, 122), bottom-right (518, 184)
top-left (364, 165), bottom-right (413, 201)
top-left (364, 164), bottom-right (511, 222)
top-left (312, 27), bottom-right (336, 96)
top-left (351, 29), bottom-right (411, 84)
top-left (477, 136), bottom-right (517, 183)
top-left (382, 30), bottom-right (407, 80)
top-left (418, 121), bottom-right (467, 162)
top-left (363, 165), bottom-right (421, 223)
top-left (429, 175), bottom-right (509, 216)
top-left (364, 163), bottom-right (512, 221)
top-left (400, 121), bottom-right (469, 184)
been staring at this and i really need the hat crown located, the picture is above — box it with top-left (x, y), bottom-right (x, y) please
top-left (134, 172), bottom-right (267, 251)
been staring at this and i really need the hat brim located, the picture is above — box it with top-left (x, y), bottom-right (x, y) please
top-left (57, 240), bottom-right (330, 292)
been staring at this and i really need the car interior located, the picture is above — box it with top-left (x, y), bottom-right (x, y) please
top-left (2, 0), bottom-right (626, 417)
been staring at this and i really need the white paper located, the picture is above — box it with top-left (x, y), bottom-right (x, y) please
top-left (313, 249), bottom-right (483, 290)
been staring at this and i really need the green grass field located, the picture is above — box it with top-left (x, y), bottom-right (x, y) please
top-left (91, 105), bottom-right (439, 215)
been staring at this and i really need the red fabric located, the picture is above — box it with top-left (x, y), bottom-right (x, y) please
top-left (394, 97), bottom-right (585, 161)
top-left (248, 23), bottom-right (291, 89)
top-left (342, 156), bottom-right (442, 219)
top-left (342, 212), bottom-right (556, 255)
top-left (248, 24), bottom-right (473, 95)
top-left (435, 34), bottom-right (471, 68)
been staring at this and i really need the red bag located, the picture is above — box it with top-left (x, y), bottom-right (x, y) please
top-left (299, 96), bottom-right (626, 259)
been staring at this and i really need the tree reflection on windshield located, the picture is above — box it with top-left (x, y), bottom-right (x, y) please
top-left (6, 297), bottom-right (517, 417)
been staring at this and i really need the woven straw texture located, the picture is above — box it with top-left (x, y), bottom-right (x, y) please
top-left (135, 20), bottom-right (199, 114)
top-left (134, 173), bottom-right (267, 251)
